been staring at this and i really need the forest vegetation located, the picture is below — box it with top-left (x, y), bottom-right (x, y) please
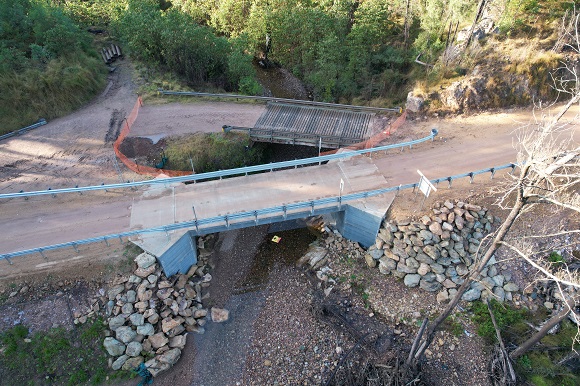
top-left (0, 0), bottom-right (577, 132)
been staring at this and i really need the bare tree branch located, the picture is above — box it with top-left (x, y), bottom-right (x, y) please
top-left (498, 241), bottom-right (580, 289)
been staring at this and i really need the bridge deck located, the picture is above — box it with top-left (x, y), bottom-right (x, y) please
top-left (251, 103), bottom-right (374, 148)
top-left (129, 155), bottom-right (389, 256)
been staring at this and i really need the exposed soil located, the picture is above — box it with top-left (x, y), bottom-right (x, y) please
top-left (118, 137), bottom-right (166, 168)
top-left (254, 63), bottom-right (310, 100)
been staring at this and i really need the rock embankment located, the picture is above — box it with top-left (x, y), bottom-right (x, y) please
top-left (74, 235), bottom-right (224, 376)
top-left (365, 200), bottom-right (520, 304)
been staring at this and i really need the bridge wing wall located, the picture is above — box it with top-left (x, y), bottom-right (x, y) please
top-left (158, 232), bottom-right (198, 277)
top-left (333, 204), bottom-right (385, 249)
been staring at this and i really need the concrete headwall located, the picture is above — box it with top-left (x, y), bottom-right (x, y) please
top-left (333, 203), bottom-right (385, 248)
top-left (158, 232), bottom-right (198, 277)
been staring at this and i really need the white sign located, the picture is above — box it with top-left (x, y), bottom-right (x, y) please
top-left (339, 178), bottom-right (344, 195)
top-left (417, 170), bottom-right (437, 197)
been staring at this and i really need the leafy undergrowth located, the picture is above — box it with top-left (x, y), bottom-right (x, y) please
top-left (0, 318), bottom-right (133, 385)
top-left (469, 300), bottom-right (579, 386)
top-left (163, 132), bottom-right (269, 173)
top-left (0, 0), bottom-right (107, 135)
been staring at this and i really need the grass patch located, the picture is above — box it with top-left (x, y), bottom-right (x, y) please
top-left (469, 299), bottom-right (527, 343)
top-left (442, 315), bottom-right (464, 337)
top-left (0, 318), bottom-right (132, 385)
top-left (548, 251), bottom-right (564, 266)
top-left (163, 132), bottom-right (269, 173)
top-left (470, 300), bottom-right (578, 386)
top-left (516, 349), bottom-right (579, 386)
top-left (0, 54), bottom-right (107, 135)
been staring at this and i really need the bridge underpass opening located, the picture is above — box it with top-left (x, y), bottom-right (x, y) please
top-left (132, 194), bottom-right (394, 277)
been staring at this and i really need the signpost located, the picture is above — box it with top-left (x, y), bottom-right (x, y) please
top-left (339, 178), bottom-right (344, 209)
top-left (416, 170), bottom-right (437, 210)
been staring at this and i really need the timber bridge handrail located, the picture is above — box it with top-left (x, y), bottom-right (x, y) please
top-left (0, 163), bottom-right (517, 263)
top-left (222, 125), bottom-right (364, 147)
top-left (158, 89), bottom-right (402, 113)
top-left (0, 129), bottom-right (438, 199)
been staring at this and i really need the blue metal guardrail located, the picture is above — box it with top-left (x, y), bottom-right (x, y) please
top-left (0, 163), bottom-right (517, 263)
top-left (158, 89), bottom-right (402, 113)
top-left (0, 129), bottom-right (438, 199)
top-left (0, 119), bottom-right (47, 142)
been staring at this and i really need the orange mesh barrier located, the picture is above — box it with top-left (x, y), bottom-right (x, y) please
top-left (321, 110), bottom-right (408, 156)
top-left (113, 97), bottom-right (192, 177)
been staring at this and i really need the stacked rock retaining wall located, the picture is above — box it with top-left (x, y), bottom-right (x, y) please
top-left (97, 234), bottom-right (219, 376)
top-left (365, 200), bottom-right (520, 304)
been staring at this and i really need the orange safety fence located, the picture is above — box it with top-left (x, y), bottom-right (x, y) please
top-left (321, 110), bottom-right (408, 156)
top-left (113, 97), bottom-right (192, 177)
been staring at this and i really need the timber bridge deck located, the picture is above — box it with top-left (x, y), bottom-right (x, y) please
top-left (225, 102), bottom-right (376, 148)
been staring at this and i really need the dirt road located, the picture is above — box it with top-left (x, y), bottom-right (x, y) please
top-left (0, 60), bottom-right (578, 262)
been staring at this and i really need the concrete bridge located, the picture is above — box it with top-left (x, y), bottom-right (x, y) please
top-left (0, 120), bottom-right (523, 278)
top-left (2, 97), bottom-right (544, 278)
top-left (129, 154), bottom-right (396, 275)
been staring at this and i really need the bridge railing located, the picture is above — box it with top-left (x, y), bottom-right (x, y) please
top-left (0, 162), bottom-right (517, 263)
top-left (158, 89), bottom-right (402, 113)
top-left (0, 129), bottom-right (438, 199)
top-left (0, 119), bottom-right (47, 142)
top-left (223, 125), bottom-right (364, 147)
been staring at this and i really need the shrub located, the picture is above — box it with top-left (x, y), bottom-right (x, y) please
top-left (470, 299), bottom-right (526, 342)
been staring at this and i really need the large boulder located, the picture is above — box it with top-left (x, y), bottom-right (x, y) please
top-left (107, 285), bottom-right (125, 301)
top-left (135, 253), bottom-right (156, 269)
top-left (137, 323), bottom-right (155, 336)
top-left (130, 313), bottom-right (145, 326)
top-left (504, 282), bottom-right (519, 292)
top-left (116, 326), bottom-right (137, 344)
top-left (211, 308), bottom-right (230, 323)
top-left (122, 356), bottom-right (144, 371)
top-left (158, 348), bottom-right (182, 366)
top-left (108, 315), bottom-right (126, 331)
top-left (162, 317), bottom-right (184, 333)
top-left (420, 280), bottom-right (442, 292)
top-left (406, 92), bottom-right (424, 112)
top-left (404, 274), bottom-right (421, 287)
top-left (126, 341), bottom-right (143, 357)
top-left (169, 335), bottom-right (187, 349)
top-left (112, 355), bottom-right (129, 370)
top-left (462, 288), bottom-right (482, 302)
top-left (148, 332), bottom-right (169, 349)
top-left (103, 337), bottom-right (126, 356)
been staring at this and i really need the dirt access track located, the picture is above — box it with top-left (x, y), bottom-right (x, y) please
top-left (0, 60), bottom-right (579, 278)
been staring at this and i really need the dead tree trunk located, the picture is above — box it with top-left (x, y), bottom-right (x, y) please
top-left (510, 296), bottom-right (577, 359)
top-left (487, 300), bottom-right (517, 385)
top-left (414, 192), bottom-right (525, 361)
top-left (412, 92), bottom-right (580, 363)
top-left (465, 0), bottom-right (487, 47)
